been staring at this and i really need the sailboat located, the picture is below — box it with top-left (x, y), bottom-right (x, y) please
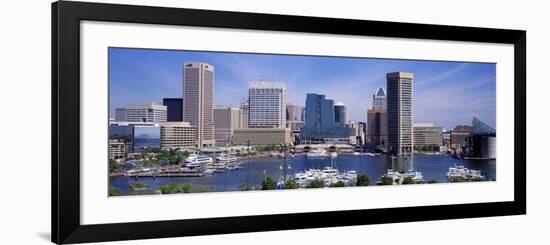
top-left (379, 155), bottom-right (401, 185)
top-left (404, 153), bottom-right (424, 182)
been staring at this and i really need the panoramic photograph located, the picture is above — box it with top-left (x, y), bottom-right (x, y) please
top-left (107, 47), bottom-right (497, 196)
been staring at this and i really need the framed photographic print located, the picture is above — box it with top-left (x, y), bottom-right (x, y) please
top-left (52, 1), bottom-right (526, 244)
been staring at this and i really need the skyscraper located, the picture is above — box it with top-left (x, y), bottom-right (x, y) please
top-left (386, 72), bottom-right (414, 155)
top-left (183, 62), bottom-right (215, 147)
top-left (248, 81), bottom-right (287, 128)
top-left (300, 93), bottom-right (352, 143)
top-left (372, 87), bottom-right (387, 109)
top-left (367, 87), bottom-right (387, 149)
top-left (163, 98), bottom-right (183, 122)
top-left (334, 102), bottom-right (347, 126)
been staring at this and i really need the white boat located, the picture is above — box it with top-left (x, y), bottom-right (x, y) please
top-left (307, 149), bottom-right (327, 158)
top-left (365, 152), bottom-right (376, 157)
top-left (203, 168), bottom-right (215, 175)
top-left (404, 169), bottom-right (424, 182)
top-left (378, 168), bottom-right (401, 185)
top-left (292, 153), bottom-right (357, 188)
top-left (378, 155), bottom-right (424, 184)
top-left (406, 154), bottom-right (424, 182)
top-left (185, 154), bottom-right (213, 166)
top-left (215, 155), bottom-right (238, 163)
top-left (447, 164), bottom-right (485, 182)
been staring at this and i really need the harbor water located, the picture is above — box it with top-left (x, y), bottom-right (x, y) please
top-left (109, 154), bottom-right (496, 195)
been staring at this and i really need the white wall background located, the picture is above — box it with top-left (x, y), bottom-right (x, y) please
top-left (0, 0), bottom-right (546, 244)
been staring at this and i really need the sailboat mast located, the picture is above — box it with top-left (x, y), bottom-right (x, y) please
top-left (283, 144), bottom-right (287, 182)
top-left (410, 150), bottom-right (414, 171)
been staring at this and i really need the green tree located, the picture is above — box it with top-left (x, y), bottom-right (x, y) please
top-left (109, 159), bottom-right (120, 172)
top-left (284, 179), bottom-right (300, 189)
top-left (128, 182), bottom-right (149, 191)
top-left (239, 184), bottom-right (252, 191)
top-left (356, 174), bottom-right (370, 186)
top-left (330, 181), bottom-right (346, 187)
top-left (108, 186), bottom-right (120, 196)
top-left (402, 176), bottom-right (416, 185)
top-left (158, 183), bottom-right (192, 194)
top-left (306, 179), bottom-right (326, 188)
top-left (261, 177), bottom-right (277, 190)
top-left (428, 179), bottom-right (438, 184)
top-left (378, 176), bottom-right (394, 185)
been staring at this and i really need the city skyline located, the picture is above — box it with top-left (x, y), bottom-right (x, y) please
top-left (109, 48), bottom-right (496, 130)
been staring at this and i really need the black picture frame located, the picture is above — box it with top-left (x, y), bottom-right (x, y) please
top-left (52, 1), bottom-right (526, 244)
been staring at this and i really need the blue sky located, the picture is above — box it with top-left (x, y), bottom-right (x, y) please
top-left (109, 47), bottom-right (496, 130)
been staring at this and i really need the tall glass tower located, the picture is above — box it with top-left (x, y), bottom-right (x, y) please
top-left (300, 93), bottom-right (352, 142)
top-left (386, 72), bottom-right (414, 155)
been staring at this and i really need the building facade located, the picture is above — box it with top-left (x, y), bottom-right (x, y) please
top-left (248, 81), bottom-right (287, 128)
top-left (286, 103), bottom-right (305, 133)
top-left (239, 101), bottom-right (249, 128)
top-left (115, 103), bottom-right (167, 122)
top-left (386, 72), bottom-right (414, 155)
top-left (372, 87), bottom-right (387, 110)
top-left (159, 122), bottom-right (197, 150)
top-left (183, 62), bottom-right (215, 147)
top-left (233, 128), bottom-right (291, 145)
top-left (287, 121), bottom-right (305, 133)
top-left (109, 122), bottom-right (159, 153)
top-left (108, 139), bottom-right (126, 160)
top-left (464, 117), bottom-right (497, 159)
top-left (214, 107), bottom-right (240, 146)
top-left (286, 103), bottom-right (303, 121)
top-left (162, 98), bottom-right (183, 122)
top-left (348, 121), bottom-right (366, 145)
top-left (451, 125), bottom-right (473, 148)
top-left (367, 109), bottom-right (387, 147)
top-left (413, 123), bottom-right (443, 149)
top-left (300, 93), bottom-right (352, 143)
top-left (334, 102), bottom-right (347, 126)
top-left (367, 87), bottom-right (388, 150)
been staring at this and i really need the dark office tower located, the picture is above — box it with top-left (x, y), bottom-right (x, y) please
top-left (334, 102), bottom-right (347, 126)
top-left (163, 98), bottom-right (183, 122)
top-left (386, 72), bottom-right (414, 155)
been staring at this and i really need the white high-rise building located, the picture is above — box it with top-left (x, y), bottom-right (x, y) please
top-left (248, 81), bottom-right (287, 128)
top-left (114, 103), bottom-right (167, 122)
top-left (386, 72), bottom-right (414, 155)
top-left (183, 62), bottom-right (215, 147)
